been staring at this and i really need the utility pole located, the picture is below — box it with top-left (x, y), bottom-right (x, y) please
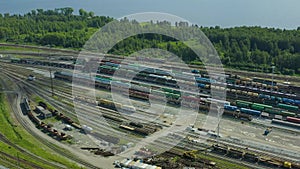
top-left (217, 106), bottom-right (221, 145)
top-left (17, 151), bottom-right (20, 168)
top-left (48, 56), bottom-right (54, 96)
top-left (49, 68), bottom-right (54, 96)
top-left (271, 65), bottom-right (275, 92)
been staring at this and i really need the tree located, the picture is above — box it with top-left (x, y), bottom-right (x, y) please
top-left (88, 11), bottom-right (94, 17)
top-left (79, 8), bottom-right (88, 17)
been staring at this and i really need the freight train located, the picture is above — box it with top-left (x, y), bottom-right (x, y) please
top-left (272, 119), bottom-right (300, 129)
top-left (11, 56), bottom-right (299, 102)
top-left (236, 100), bottom-right (299, 116)
top-left (11, 58), bottom-right (79, 69)
top-left (212, 144), bottom-right (300, 169)
top-left (119, 124), bottom-right (157, 136)
top-left (96, 61), bottom-right (300, 103)
top-left (97, 98), bottom-right (136, 114)
top-left (97, 61), bottom-right (299, 97)
top-left (10, 57), bottom-right (300, 97)
top-left (27, 109), bottom-right (71, 140)
top-left (55, 71), bottom-right (299, 120)
top-left (55, 71), bottom-right (279, 121)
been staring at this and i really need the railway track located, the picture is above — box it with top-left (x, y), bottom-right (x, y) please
top-left (2, 42), bottom-right (300, 86)
top-left (0, 71), bottom-right (101, 169)
top-left (3, 57), bottom-right (300, 108)
top-left (0, 133), bottom-right (66, 169)
top-left (1, 63), bottom-right (168, 128)
top-left (185, 131), bottom-right (300, 163)
top-left (1, 59), bottom-right (298, 168)
top-left (2, 47), bottom-right (299, 98)
top-left (1, 65), bottom-right (155, 159)
top-left (156, 133), bottom-right (295, 169)
top-left (0, 150), bottom-right (44, 169)
top-left (0, 74), bottom-right (69, 169)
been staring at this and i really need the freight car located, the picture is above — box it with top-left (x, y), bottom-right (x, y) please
top-left (286, 117), bottom-right (300, 124)
top-left (240, 108), bottom-right (261, 116)
top-left (272, 119), bottom-right (300, 129)
top-left (278, 103), bottom-right (299, 112)
top-left (223, 106), bottom-right (253, 121)
top-left (212, 144), bottom-right (296, 168)
top-left (97, 99), bottom-right (136, 113)
top-left (71, 122), bottom-right (82, 129)
top-left (264, 108), bottom-right (296, 117)
top-left (11, 58), bottom-right (78, 69)
top-left (97, 98), bottom-right (122, 110)
top-left (28, 111), bottom-right (42, 126)
top-left (23, 98), bottom-right (31, 114)
top-left (236, 100), bottom-right (252, 108)
top-left (253, 77), bottom-right (277, 86)
top-left (54, 71), bottom-right (296, 122)
top-left (129, 90), bottom-right (149, 100)
top-left (102, 114), bottom-right (123, 123)
top-left (119, 124), bottom-right (155, 136)
top-left (250, 103), bottom-right (272, 111)
top-left (119, 124), bottom-right (135, 131)
top-left (90, 132), bottom-right (120, 144)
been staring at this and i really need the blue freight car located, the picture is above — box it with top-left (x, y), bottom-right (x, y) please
top-left (240, 108), bottom-right (261, 116)
top-left (195, 77), bottom-right (216, 84)
top-left (258, 94), bottom-right (271, 99)
top-left (224, 105), bottom-right (238, 111)
top-left (95, 77), bottom-right (111, 84)
top-left (282, 98), bottom-right (295, 104)
top-left (196, 83), bottom-right (206, 88)
top-left (105, 62), bottom-right (119, 67)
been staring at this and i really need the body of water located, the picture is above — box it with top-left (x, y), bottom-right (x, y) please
top-left (0, 0), bottom-right (299, 29)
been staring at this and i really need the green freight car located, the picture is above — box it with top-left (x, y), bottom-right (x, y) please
top-left (226, 78), bottom-right (236, 84)
top-left (251, 103), bottom-right (273, 111)
top-left (278, 103), bottom-right (299, 111)
top-left (96, 75), bottom-right (112, 80)
top-left (236, 100), bottom-right (252, 108)
top-left (280, 111), bottom-right (296, 117)
top-left (11, 58), bottom-right (21, 63)
top-left (165, 93), bottom-right (181, 100)
top-left (264, 108), bottom-right (282, 115)
top-left (264, 108), bottom-right (296, 117)
top-left (251, 104), bottom-right (265, 111)
top-left (162, 88), bottom-right (181, 96)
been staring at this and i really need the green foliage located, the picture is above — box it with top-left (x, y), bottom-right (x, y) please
top-left (0, 8), bottom-right (299, 75)
top-left (201, 26), bottom-right (300, 74)
top-left (0, 8), bottom-right (113, 47)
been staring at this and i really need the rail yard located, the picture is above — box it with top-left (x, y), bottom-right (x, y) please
top-left (0, 44), bottom-right (300, 169)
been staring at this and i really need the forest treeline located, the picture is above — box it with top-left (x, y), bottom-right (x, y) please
top-left (0, 8), bottom-right (299, 75)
